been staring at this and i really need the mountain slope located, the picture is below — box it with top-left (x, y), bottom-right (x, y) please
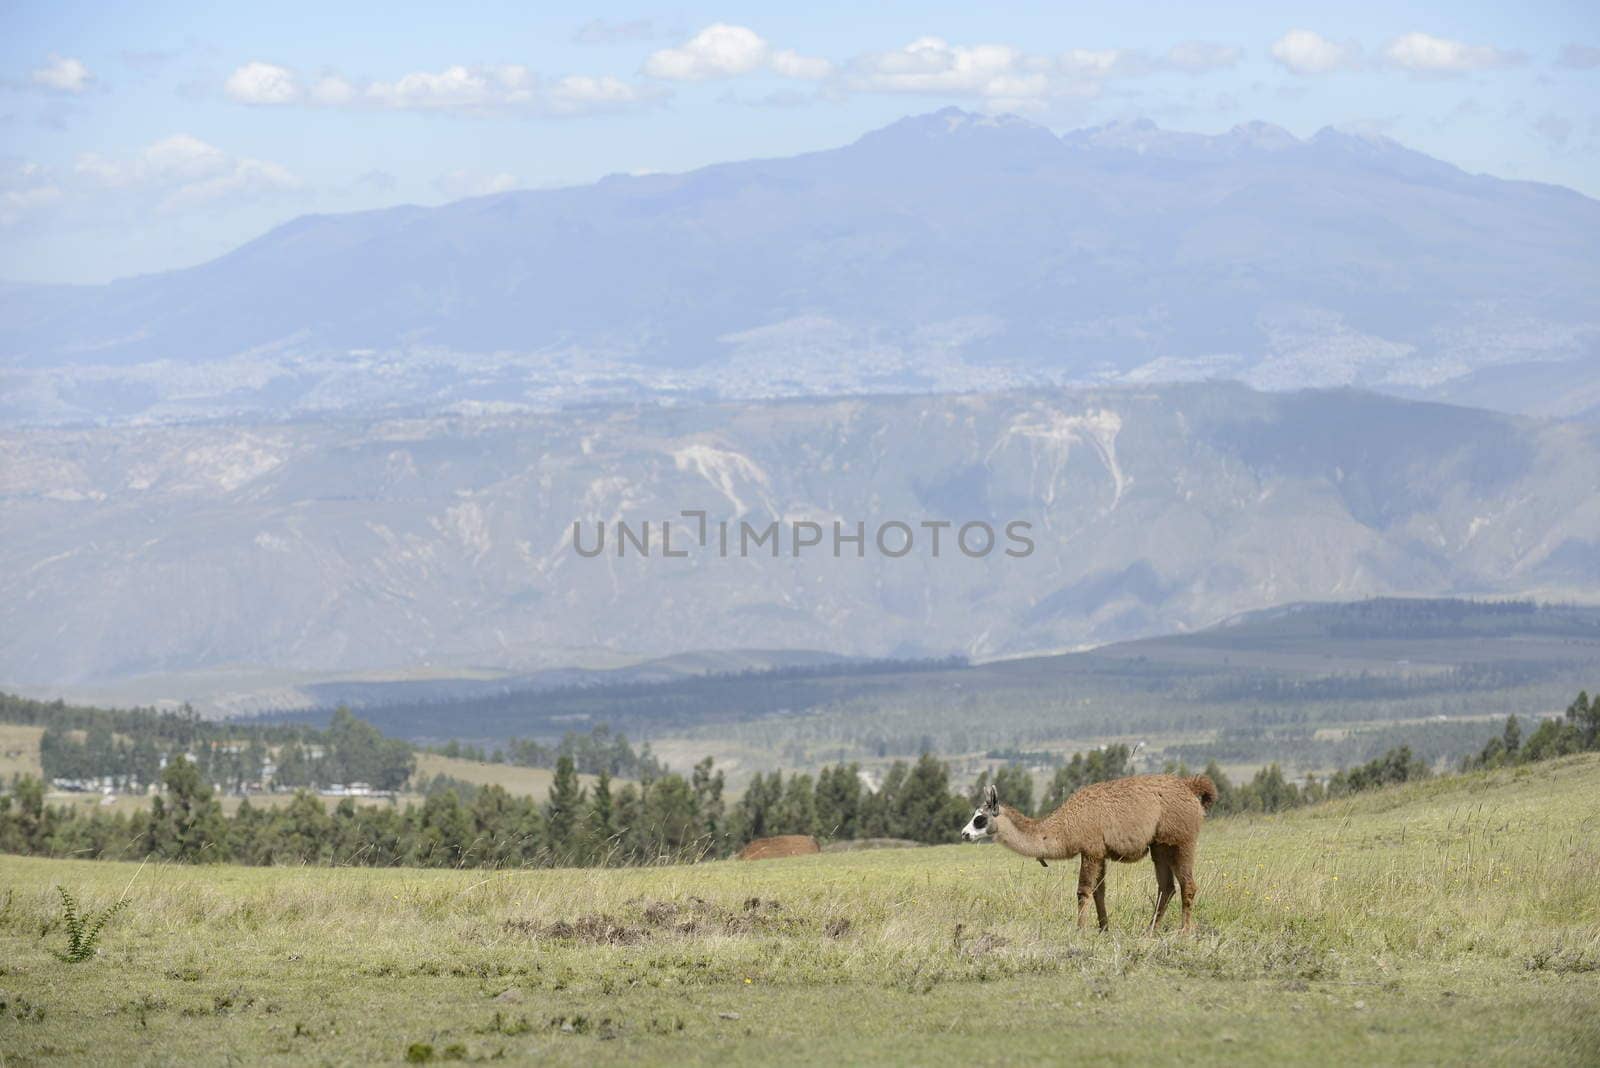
top-left (3, 383), bottom-right (1598, 686)
top-left (3, 110), bottom-right (1597, 422)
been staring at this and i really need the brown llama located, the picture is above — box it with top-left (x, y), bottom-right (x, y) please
top-left (960, 774), bottom-right (1217, 932)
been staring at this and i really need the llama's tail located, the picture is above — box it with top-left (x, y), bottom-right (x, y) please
top-left (1186, 775), bottom-right (1218, 813)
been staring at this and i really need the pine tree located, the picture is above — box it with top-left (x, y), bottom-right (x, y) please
top-left (776, 773), bottom-right (817, 836)
top-left (895, 754), bottom-right (964, 844)
top-left (149, 756), bottom-right (226, 862)
top-left (814, 763), bottom-right (862, 840)
top-left (971, 764), bottom-right (1035, 816)
top-left (1503, 715), bottom-right (1522, 758)
top-left (690, 757), bottom-right (725, 848)
top-left (544, 755), bottom-right (585, 859)
top-left (584, 771), bottom-right (616, 863)
top-left (1569, 691), bottom-right (1598, 749)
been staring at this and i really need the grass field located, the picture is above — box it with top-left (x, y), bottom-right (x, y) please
top-left (0, 724), bottom-right (43, 781)
top-left (2, 757), bottom-right (1598, 1065)
top-left (411, 753), bottom-right (620, 797)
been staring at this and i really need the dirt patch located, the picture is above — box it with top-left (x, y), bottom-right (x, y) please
top-left (504, 914), bottom-right (645, 946)
top-left (951, 923), bottom-right (1011, 958)
top-left (503, 896), bottom-right (822, 944)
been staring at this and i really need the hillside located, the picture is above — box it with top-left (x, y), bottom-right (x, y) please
top-left (3, 755), bottom-right (1596, 1064)
top-left (5, 109), bottom-right (1599, 425)
top-left (5, 385), bottom-right (1600, 691)
top-left (280, 598), bottom-right (1599, 778)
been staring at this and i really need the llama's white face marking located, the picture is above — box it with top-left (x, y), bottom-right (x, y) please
top-left (962, 784), bottom-right (1000, 841)
top-left (960, 807), bottom-right (994, 841)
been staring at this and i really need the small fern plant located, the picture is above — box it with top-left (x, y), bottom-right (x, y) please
top-left (51, 886), bottom-right (128, 963)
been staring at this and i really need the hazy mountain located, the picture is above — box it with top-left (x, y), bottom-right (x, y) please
top-left (4, 110), bottom-right (1598, 425)
top-left (4, 383), bottom-right (1597, 689)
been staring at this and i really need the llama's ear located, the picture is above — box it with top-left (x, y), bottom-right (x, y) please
top-left (984, 784), bottom-right (999, 809)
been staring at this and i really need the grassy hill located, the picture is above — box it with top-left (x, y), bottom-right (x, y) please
top-left (298, 598), bottom-right (1600, 781)
top-left (2, 755), bottom-right (1597, 1064)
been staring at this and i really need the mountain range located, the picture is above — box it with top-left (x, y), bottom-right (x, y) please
top-left (4, 382), bottom-right (1597, 694)
top-left (4, 109), bottom-right (1598, 425)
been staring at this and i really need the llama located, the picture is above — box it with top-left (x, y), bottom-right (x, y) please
top-left (960, 774), bottom-right (1217, 932)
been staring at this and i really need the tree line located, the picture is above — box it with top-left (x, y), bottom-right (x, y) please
top-left (1467, 690), bottom-right (1600, 769)
top-left (1, 740), bottom-right (1446, 869)
top-left (0, 749), bottom-right (967, 866)
top-left (6, 689), bottom-right (1592, 870)
top-left (33, 705), bottom-right (414, 793)
top-left (432, 723), bottom-right (668, 781)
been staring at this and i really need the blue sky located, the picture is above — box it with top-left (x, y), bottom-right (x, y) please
top-left (3, 1), bottom-right (1597, 284)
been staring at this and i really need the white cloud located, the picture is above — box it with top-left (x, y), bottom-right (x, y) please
top-left (1383, 33), bottom-right (1522, 74)
top-left (645, 23), bottom-right (770, 80)
top-left (1166, 41), bottom-right (1241, 74)
top-left (31, 55), bottom-right (92, 92)
top-left (163, 158), bottom-right (300, 210)
top-left (1271, 30), bottom-right (1362, 75)
top-left (0, 162), bottom-right (63, 226)
top-left (842, 36), bottom-right (1236, 109)
top-left (366, 64), bottom-right (535, 111)
top-left (1059, 48), bottom-right (1135, 80)
top-left (224, 61), bottom-right (299, 104)
top-left (0, 184), bottom-right (63, 226)
top-left (76, 134), bottom-right (229, 187)
top-left (433, 170), bottom-right (518, 198)
top-left (216, 33), bottom-right (1235, 121)
top-left (547, 74), bottom-right (659, 114)
top-left (144, 133), bottom-right (232, 181)
top-left (222, 61), bottom-right (661, 116)
top-left (851, 38), bottom-right (1043, 102)
top-left (74, 134), bottom-right (300, 212)
top-left (645, 24), bottom-right (831, 83)
top-left (769, 49), bottom-right (833, 81)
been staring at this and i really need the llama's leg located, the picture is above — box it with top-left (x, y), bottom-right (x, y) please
top-left (1175, 841), bottom-right (1198, 932)
top-left (1148, 844), bottom-right (1176, 933)
top-left (1092, 863), bottom-right (1109, 931)
top-left (1076, 856), bottom-right (1104, 930)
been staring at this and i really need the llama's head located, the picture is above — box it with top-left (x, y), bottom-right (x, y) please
top-left (960, 783), bottom-right (1000, 841)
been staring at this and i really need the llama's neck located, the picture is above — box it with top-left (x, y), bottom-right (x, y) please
top-left (994, 805), bottom-right (1074, 860)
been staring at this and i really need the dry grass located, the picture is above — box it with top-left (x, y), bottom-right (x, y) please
top-left (0, 722), bottom-right (44, 779)
top-left (1, 756), bottom-right (1597, 1065)
top-left (411, 753), bottom-right (623, 797)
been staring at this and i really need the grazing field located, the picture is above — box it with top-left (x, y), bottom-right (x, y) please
top-left (0, 723), bottom-right (43, 779)
top-left (2, 757), bottom-right (1598, 1066)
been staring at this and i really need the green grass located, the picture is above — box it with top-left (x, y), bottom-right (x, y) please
top-left (0, 723), bottom-right (44, 780)
top-left (411, 753), bottom-right (622, 797)
top-left (3, 756), bottom-right (1598, 1065)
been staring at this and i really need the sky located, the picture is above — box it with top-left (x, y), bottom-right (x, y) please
top-left (2, 1), bottom-right (1598, 284)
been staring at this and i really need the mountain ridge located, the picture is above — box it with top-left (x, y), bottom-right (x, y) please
top-left (4, 109), bottom-right (1597, 424)
top-left (4, 381), bottom-right (1597, 688)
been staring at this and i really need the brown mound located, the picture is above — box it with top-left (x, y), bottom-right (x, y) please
top-left (736, 835), bottom-right (820, 861)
